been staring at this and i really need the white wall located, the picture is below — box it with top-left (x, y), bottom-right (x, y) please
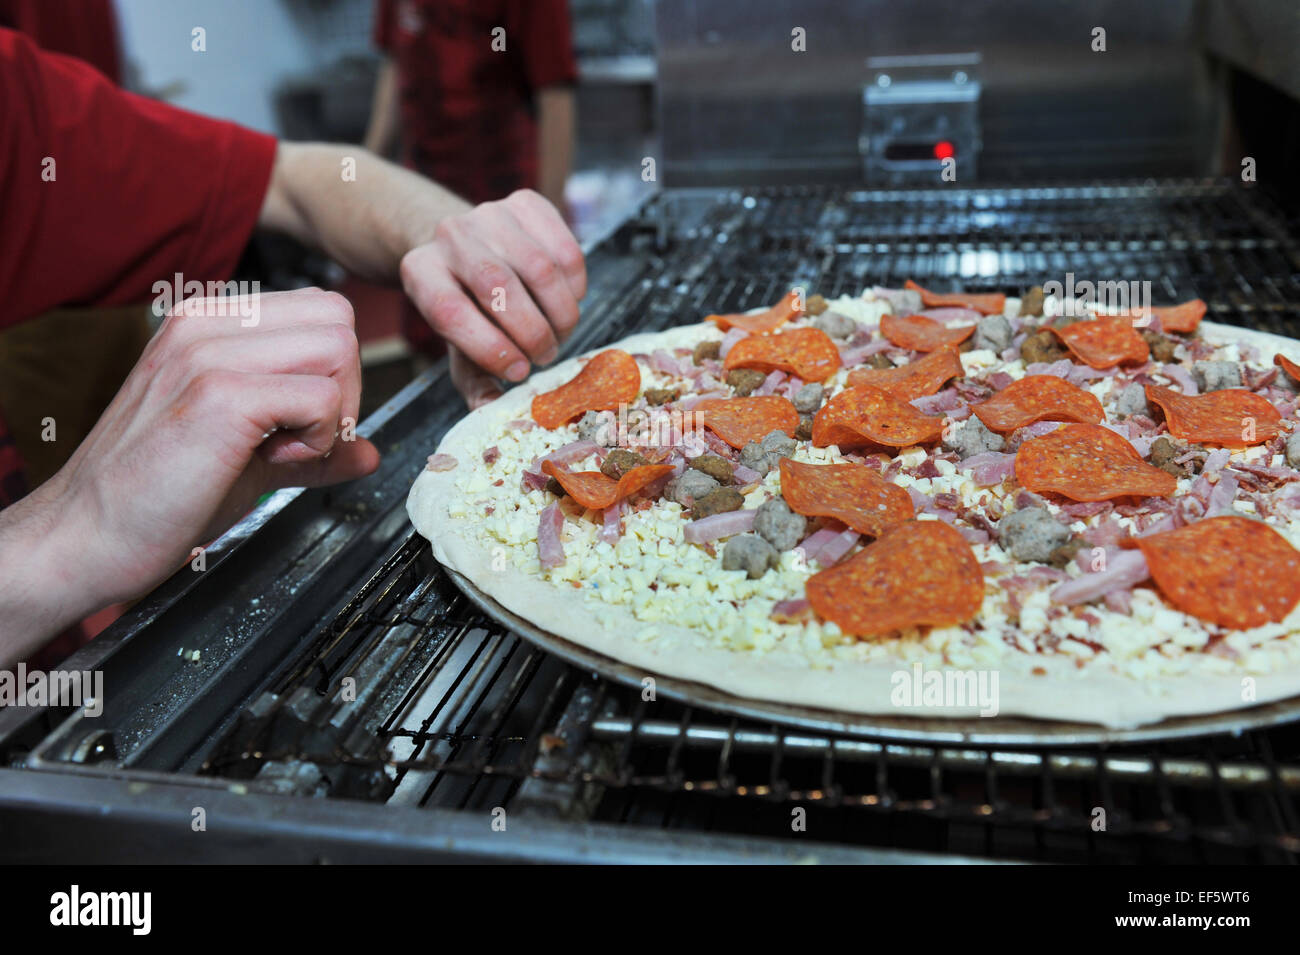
top-left (114, 0), bottom-right (374, 135)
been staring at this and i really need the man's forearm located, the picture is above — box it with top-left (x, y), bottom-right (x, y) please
top-left (259, 142), bottom-right (471, 282)
top-left (0, 480), bottom-right (99, 667)
top-left (537, 87), bottom-right (575, 212)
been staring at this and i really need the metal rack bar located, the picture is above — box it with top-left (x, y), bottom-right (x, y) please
top-left (583, 718), bottom-right (1300, 790)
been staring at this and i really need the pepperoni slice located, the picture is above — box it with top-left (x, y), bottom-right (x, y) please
top-left (904, 279), bottom-right (1006, 316)
top-left (706, 290), bottom-right (803, 334)
top-left (845, 344), bottom-right (965, 401)
top-left (880, 312), bottom-right (975, 352)
top-left (779, 459), bottom-right (914, 538)
top-left (1120, 516), bottom-right (1300, 629)
top-left (811, 385), bottom-right (946, 449)
top-left (541, 460), bottom-right (674, 511)
top-left (723, 326), bottom-right (842, 382)
top-left (694, 395), bottom-right (799, 449)
top-left (972, 375), bottom-right (1104, 434)
top-left (1050, 318), bottom-right (1149, 369)
top-left (1144, 384), bottom-right (1282, 447)
top-left (1015, 423), bottom-right (1177, 501)
top-left (1113, 299), bottom-right (1207, 335)
top-left (531, 349), bottom-right (641, 429)
top-left (1274, 353), bottom-right (1300, 385)
top-left (805, 520), bottom-right (984, 637)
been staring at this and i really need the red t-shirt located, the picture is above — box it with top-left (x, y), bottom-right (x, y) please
top-left (0, 27), bottom-right (277, 504)
top-left (0, 0), bottom-right (122, 82)
top-left (374, 0), bottom-right (577, 204)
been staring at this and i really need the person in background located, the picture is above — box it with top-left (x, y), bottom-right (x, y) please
top-left (364, 0), bottom-right (578, 359)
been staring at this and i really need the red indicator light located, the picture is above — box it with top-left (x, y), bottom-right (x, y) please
top-left (934, 141), bottom-right (955, 160)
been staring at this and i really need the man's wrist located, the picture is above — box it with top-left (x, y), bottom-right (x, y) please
top-left (0, 481), bottom-right (105, 666)
top-left (397, 187), bottom-right (472, 254)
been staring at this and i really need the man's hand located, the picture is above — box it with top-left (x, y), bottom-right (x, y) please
top-left (261, 145), bottom-right (588, 406)
top-left (0, 288), bottom-right (379, 665)
top-left (399, 189), bottom-right (586, 385)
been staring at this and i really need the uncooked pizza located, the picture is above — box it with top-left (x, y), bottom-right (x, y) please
top-left (408, 281), bottom-right (1300, 727)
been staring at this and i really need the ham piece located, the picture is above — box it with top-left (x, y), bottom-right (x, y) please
top-left (538, 503), bottom-right (566, 568)
top-left (1159, 363), bottom-right (1198, 395)
top-left (797, 526), bottom-right (841, 564)
top-left (599, 501), bottom-right (625, 545)
top-left (1050, 550), bottom-right (1150, 605)
top-left (838, 338), bottom-right (894, 366)
top-left (770, 598), bottom-right (812, 622)
top-left (719, 327), bottom-right (749, 359)
top-left (816, 528), bottom-right (861, 565)
top-left (684, 509), bottom-right (756, 544)
top-left (530, 440), bottom-right (600, 474)
top-left (960, 451), bottom-right (1016, 486)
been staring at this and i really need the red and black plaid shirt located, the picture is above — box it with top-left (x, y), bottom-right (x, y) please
top-left (374, 0), bottom-right (577, 204)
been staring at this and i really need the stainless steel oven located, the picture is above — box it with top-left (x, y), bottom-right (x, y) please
top-left (3, 0), bottom-right (1300, 864)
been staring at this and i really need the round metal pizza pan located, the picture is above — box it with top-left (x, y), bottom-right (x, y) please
top-left (446, 569), bottom-right (1300, 748)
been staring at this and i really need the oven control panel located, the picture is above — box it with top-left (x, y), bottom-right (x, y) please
top-left (862, 53), bottom-right (982, 185)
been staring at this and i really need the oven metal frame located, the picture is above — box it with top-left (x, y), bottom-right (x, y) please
top-left (0, 766), bottom-right (975, 864)
top-left (4, 181), bottom-right (1300, 864)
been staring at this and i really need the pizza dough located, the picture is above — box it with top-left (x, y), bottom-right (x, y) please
top-left (408, 304), bottom-right (1300, 728)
